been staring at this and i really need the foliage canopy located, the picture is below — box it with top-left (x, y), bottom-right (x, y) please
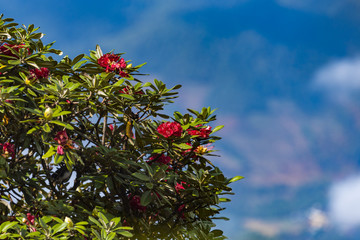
top-left (0, 15), bottom-right (242, 239)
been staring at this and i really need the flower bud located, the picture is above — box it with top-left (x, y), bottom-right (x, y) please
top-left (126, 63), bottom-right (132, 69)
top-left (64, 216), bottom-right (74, 227)
top-left (44, 107), bottom-right (53, 120)
top-left (2, 115), bottom-right (9, 125)
top-left (25, 78), bottom-right (31, 85)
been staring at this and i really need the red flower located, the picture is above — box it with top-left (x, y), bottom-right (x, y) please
top-left (25, 213), bottom-right (36, 232)
top-left (175, 182), bottom-right (186, 193)
top-left (119, 87), bottom-right (130, 94)
top-left (98, 53), bottom-right (128, 74)
top-left (149, 154), bottom-right (171, 165)
top-left (119, 70), bottom-right (129, 78)
top-left (119, 86), bottom-right (144, 95)
top-left (157, 122), bottom-right (183, 138)
top-left (109, 124), bottom-right (114, 132)
top-left (55, 130), bottom-right (69, 145)
top-left (29, 67), bottom-right (49, 79)
top-left (26, 213), bottom-right (35, 225)
top-left (0, 142), bottom-right (15, 158)
top-left (54, 130), bottom-right (73, 155)
top-left (129, 195), bottom-right (147, 212)
top-left (0, 43), bottom-right (29, 58)
top-left (177, 204), bottom-right (186, 219)
top-left (187, 125), bottom-right (212, 138)
top-left (175, 181), bottom-right (190, 193)
top-left (57, 145), bottom-right (64, 155)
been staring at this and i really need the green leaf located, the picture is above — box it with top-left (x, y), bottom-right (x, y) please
top-left (172, 84), bottom-right (182, 90)
top-left (219, 198), bottom-right (231, 202)
top-left (8, 59), bottom-right (20, 65)
top-left (92, 229), bottom-right (101, 239)
top-left (187, 108), bottom-right (199, 116)
top-left (89, 216), bottom-right (102, 229)
top-left (52, 111), bottom-right (72, 118)
top-left (132, 172), bottom-right (150, 182)
top-left (26, 61), bottom-right (39, 69)
top-left (50, 120), bottom-right (74, 130)
top-left (27, 126), bottom-right (40, 135)
top-left (19, 71), bottom-right (27, 80)
top-left (54, 154), bottom-right (64, 164)
top-left (212, 125), bottom-right (224, 134)
top-left (39, 218), bottom-right (48, 231)
top-left (25, 232), bottom-right (41, 237)
top-left (96, 45), bottom-right (103, 58)
top-left (73, 59), bottom-right (87, 70)
top-left (52, 222), bottom-right (68, 234)
top-left (140, 190), bottom-right (152, 206)
top-left (42, 123), bottom-right (51, 133)
top-left (145, 182), bottom-right (153, 189)
top-left (27, 88), bottom-right (37, 97)
top-left (98, 212), bottom-right (108, 224)
top-left (119, 94), bottom-right (135, 100)
top-left (229, 176), bottom-right (244, 183)
top-left (142, 82), bottom-right (152, 87)
top-left (74, 227), bottom-right (86, 235)
top-left (30, 32), bottom-right (44, 39)
top-left (24, 107), bottom-right (42, 115)
top-left (211, 229), bottom-right (224, 237)
top-left (118, 231), bottom-right (133, 237)
top-left (107, 232), bottom-right (116, 240)
top-left (101, 228), bottom-right (107, 239)
top-left (174, 143), bottom-right (192, 150)
top-left (75, 221), bottom-right (88, 226)
top-left (0, 221), bottom-right (17, 232)
top-left (109, 218), bottom-right (121, 228)
top-left (0, 233), bottom-right (10, 239)
top-left (42, 146), bottom-right (56, 159)
top-left (112, 78), bottom-right (125, 88)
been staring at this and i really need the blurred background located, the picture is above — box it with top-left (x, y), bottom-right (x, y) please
top-left (3, 0), bottom-right (360, 239)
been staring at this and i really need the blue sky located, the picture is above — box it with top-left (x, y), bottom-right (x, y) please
top-left (4, 0), bottom-right (360, 238)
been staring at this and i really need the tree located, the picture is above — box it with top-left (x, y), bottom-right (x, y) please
top-left (0, 15), bottom-right (242, 239)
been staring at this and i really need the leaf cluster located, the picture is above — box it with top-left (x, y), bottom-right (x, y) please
top-left (0, 15), bottom-right (242, 239)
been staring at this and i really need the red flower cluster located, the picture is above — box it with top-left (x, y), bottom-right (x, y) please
top-left (129, 195), bottom-right (147, 212)
top-left (0, 43), bottom-right (29, 58)
top-left (98, 53), bottom-right (128, 77)
top-left (25, 213), bottom-right (36, 232)
top-left (0, 142), bottom-right (15, 158)
top-left (157, 122), bottom-right (183, 138)
top-left (175, 181), bottom-right (188, 193)
top-left (26, 213), bottom-right (35, 225)
top-left (119, 86), bottom-right (144, 95)
top-left (54, 130), bottom-right (73, 155)
top-left (29, 67), bottom-right (49, 79)
top-left (149, 154), bottom-right (171, 165)
top-left (187, 125), bottom-right (212, 138)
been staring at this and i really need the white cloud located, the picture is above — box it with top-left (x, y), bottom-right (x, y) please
top-left (218, 100), bottom-right (349, 186)
top-left (329, 175), bottom-right (360, 230)
top-left (313, 57), bottom-right (360, 91)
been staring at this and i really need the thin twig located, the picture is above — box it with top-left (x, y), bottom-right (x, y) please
top-left (102, 114), bottom-right (107, 146)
